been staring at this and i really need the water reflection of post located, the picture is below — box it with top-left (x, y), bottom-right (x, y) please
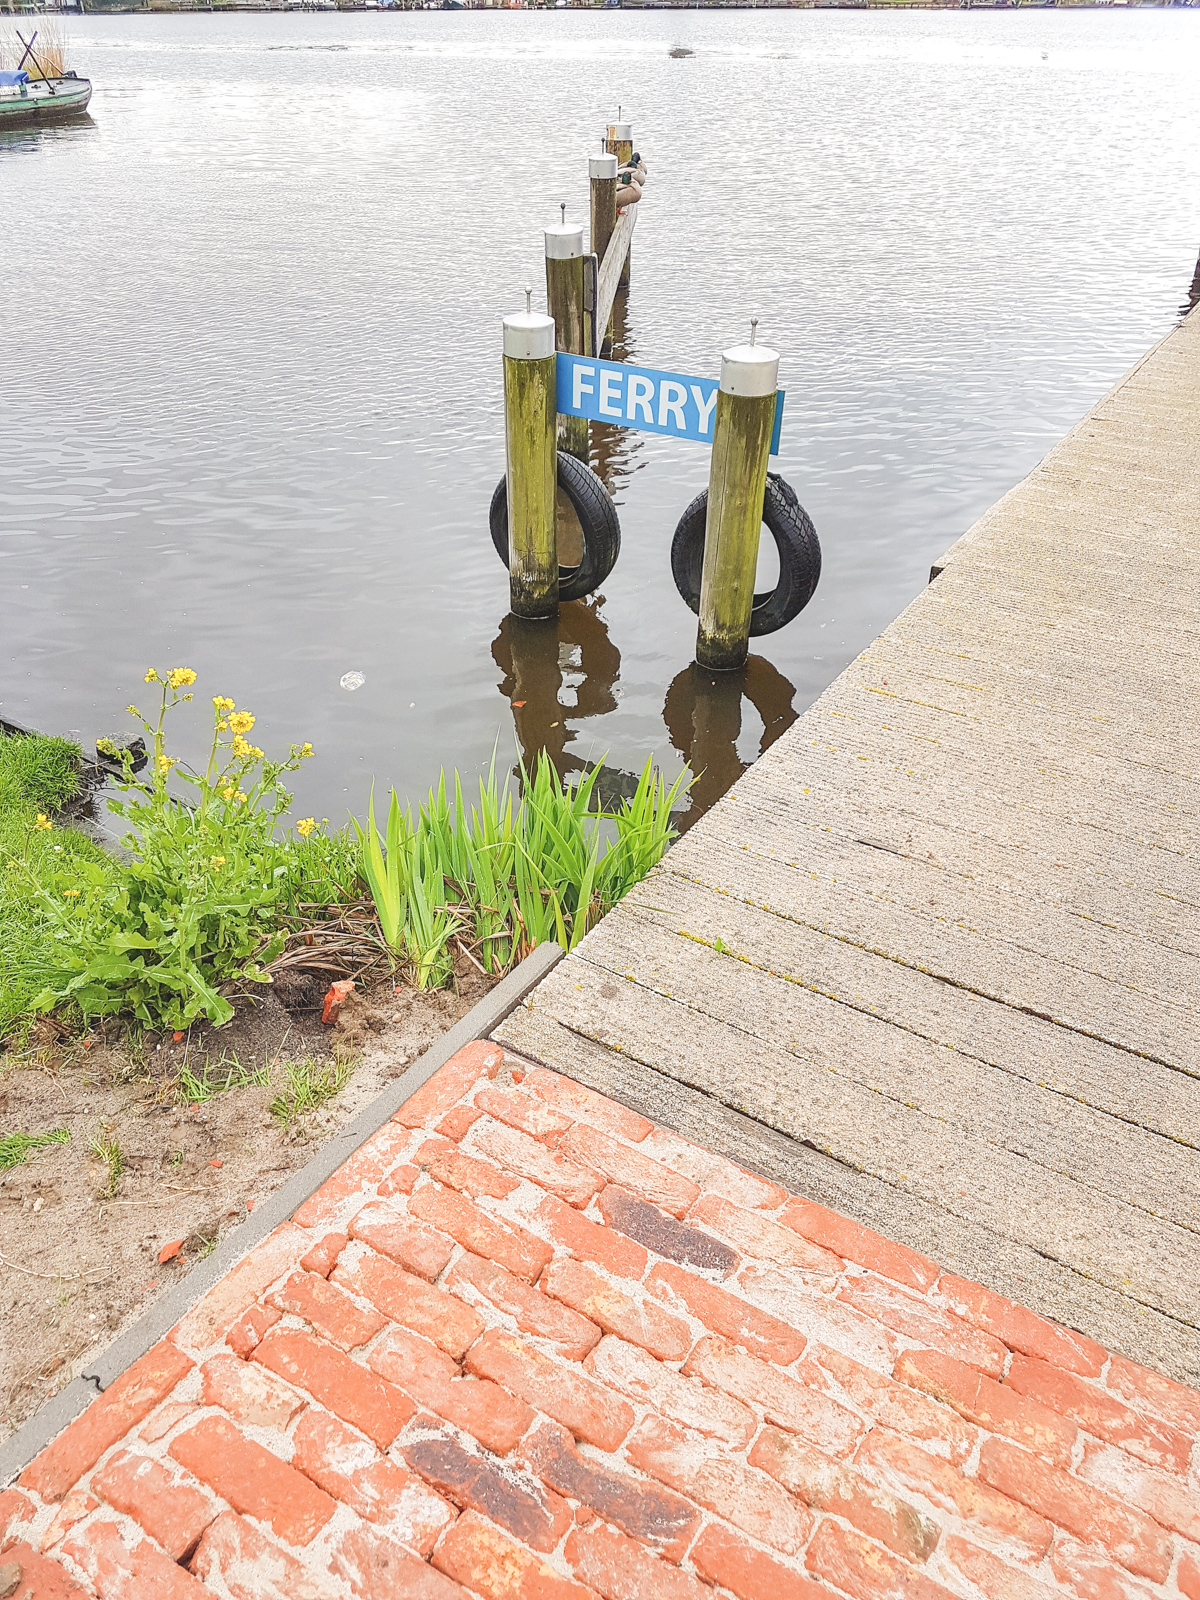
top-left (663, 656), bottom-right (799, 833)
top-left (491, 597), bottom-right (622, 784)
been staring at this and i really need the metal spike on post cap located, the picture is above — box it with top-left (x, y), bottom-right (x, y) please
top-left (561, 202), bottom-right (566, 225)
top-left (750, 317), bottom-right (758, 347)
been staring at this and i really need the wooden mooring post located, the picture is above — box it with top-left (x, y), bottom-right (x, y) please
top-left (606, 118), bottom-right (633, 289)
top-left (544, 212), bottom-right (589, 461)
top-left (502, 292), bottom-right (558, 620)
top-left (696, 326), bottom-right (779, 671)
top-left (589, 151), bottom-right (618, 346)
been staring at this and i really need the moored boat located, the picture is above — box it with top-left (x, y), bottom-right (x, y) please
top-left (0, 69), bottom-right (91, 128)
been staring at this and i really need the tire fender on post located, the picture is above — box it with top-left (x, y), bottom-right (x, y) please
top-left (491, 451), bottom-right (621, 604)
top-left (670, 472), bottom-right (820, 637)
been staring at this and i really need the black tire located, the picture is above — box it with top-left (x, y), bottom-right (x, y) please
top-left (490, 452), bottom-right (621, 603)
top-left (670, 472), bottom-right (821, 636)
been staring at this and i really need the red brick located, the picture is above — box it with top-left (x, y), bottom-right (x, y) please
top-left (646, 1262), bottom-right (806, 1366)
top-left (0, 1490), bottom-right (35, 1552)
top-left (597, 1187), bottom-right (739, 1276)
top-left (542, 1258), bottom-right (692, 1361)
top-left (750, 1426), bottom-right (938, 1562)
top-left (1079, 1441), bottom-right (1200, 1542)
top-left (805, 1521), bottom-right (958, 1600)
top-left (227, 1302), bottom-right (282, 1359)
top-left (1105, 1352), bottom-right (1200, 1435)
top-left (329, 1522), bottom-right (469, 1600)
top-left (524, 1067), bottom-right (652, 1143)
top-left (444, 1251), bottom-right (600, 1361)
top-left (690, 1194), bottom-right (840, 1275)
top-left (291, 1409), bottom-right (454, 1555)
top-left (535, 1193), bottom-right (647, 1281)
top-left (780, 1199), bottom-right (938, 1291)
top-left (300, 1232), bottom-right (348, 1277)
top-left (368, 1326), bottom-right (534, 1455)
top-left (270, 1270), bottom-right (387, 1351)
top-left (20, 1340), bottom-right (193, 1502)
top-left (378, 1164), bottom-right (420, 1199)
top-left (191, 1510), bottom-right (341, 1600)
top-left (466, 1328), bottom-right (634, 1451)
top-left (0, 1542), bottom-right (92, 1599)
top-left (809, 1346), bottom-right (975, 1466)
top-left (92, 1449), bottom-right (217, 1560)
top-left (838, 1274), bottom-right (1007, 1376)
top-left (473, 1122), bottom-right (603, 1207)
top-left (433, 1510), bottom-right (596, 1599)
top-left (690, 1522), bottom-right (824, 1600)
top-left (626, 1415), bottom-right (814, 1556)
top-left (639, 1127), bottom-right (788, 1210)
top-left (1049, 1535), bottom-right (1168, 1600)
top-left (586, 1334), bottom-right (755, 1447)
top-left (62, 1520), bottom-right (210, 1600)
top-left (1180, 1551), bottom-right (1200, 1600)
top-left (976, 1437), bottom-right (1172, 1582)
top-left (896, 1348), bottom-right (1075, 1465)
top-left (941, 1535), bottom-right (1059, 1600)
top-left (685, 1333), bottom-right (863, 1456)
top-left (474, 1085), bottom-right (573, 1144)
top-left (409, 1183), bottom-right (552, 1283)
top-left (254, 1328), bottom-right (414, 1449)
top-left (436, 1105), bottom-right (484, 1142)
top-left (293, 1122), bottom-right (415, 1230)
top-left (394, 1041), bottom-right (505, 1129)
top-left (404, 1438), bottom-right (570, 1553)
top-left (137, 1400), bottom-right (198, 1443)
top-left (738, 1263), bottom-right (897, 1371)
top-left (1005, 1355), bottom-right (1191, 1473)
top-left (860, 1428), bottom-right (1052, 1561)
top-left (349, 1204), bottom-right (456, 1282)
top-left (171, 1223), bottom-right (310, 1353)
top-left (201, 1350), bottom-right (308, 1429)
top-left (565, 1522), bottom-right (709, 1599)
top-left (936, 1275), bottom-right (1106, 1377)
top-left (419, 1141), bottom-right (521, 1201)
top-left (558, 1125), bottom-right (697, 1217)
top-left (39, 1489), bottom-right (97, 1552)
top-left (334, 1250), bottom-right (484, 1357)
top-left (525, 1419), bottom-right (702, 1563)
top-left (170, 1414), bottom-right (335, 1545)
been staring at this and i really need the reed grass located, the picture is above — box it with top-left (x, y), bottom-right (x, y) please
top-left (356, 753), bottom-right (688, 989)
top-left (0, 21), bottom-right (68, 80)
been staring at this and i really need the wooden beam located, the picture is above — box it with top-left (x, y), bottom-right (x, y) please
top-left (594, 205), bottom-right (637, 353)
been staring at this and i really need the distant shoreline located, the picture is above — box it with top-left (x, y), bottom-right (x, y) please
top-left (26, 1), bottom-right (1197, 13)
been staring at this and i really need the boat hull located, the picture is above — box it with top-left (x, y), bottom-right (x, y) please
top-left (0, 78), bottom-right (92, 128)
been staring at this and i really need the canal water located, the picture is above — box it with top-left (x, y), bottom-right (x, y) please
top-left (3, 7), bottom-right (1198, 829)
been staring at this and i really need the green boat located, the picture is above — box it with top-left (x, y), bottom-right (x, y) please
top-left (0, 69), bottom-right (92, 128)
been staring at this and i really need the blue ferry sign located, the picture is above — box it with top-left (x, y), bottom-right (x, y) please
top-left (556, 353), bottom-right (784, 455)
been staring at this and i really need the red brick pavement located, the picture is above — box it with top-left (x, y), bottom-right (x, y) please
top-left (4, 1037), bottom-right (1198, 1599)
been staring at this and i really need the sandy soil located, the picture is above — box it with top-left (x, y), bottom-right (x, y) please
top-left (0, 962), bottom-right (497, 1443)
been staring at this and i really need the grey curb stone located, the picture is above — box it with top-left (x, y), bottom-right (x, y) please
top-left (0, 942), bottom-right (563, 1489)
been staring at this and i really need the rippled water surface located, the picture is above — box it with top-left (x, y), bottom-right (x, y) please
top-left (4, 8), bottom-right (1198, 823)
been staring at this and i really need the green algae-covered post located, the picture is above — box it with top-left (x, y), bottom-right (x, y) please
top-left (544, 215), bottom-right (589, 462)
top-left (589, 152), bottom-right (618, 347)
top-left (503, 292), bottom-right (558, 620)
top-left (606, 119), bottom-right (633, 289)
top-left (696, 326), bottom-right (779, 671)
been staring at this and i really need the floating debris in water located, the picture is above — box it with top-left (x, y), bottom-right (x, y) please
top-left (340, 671), bottom-right (366, 692)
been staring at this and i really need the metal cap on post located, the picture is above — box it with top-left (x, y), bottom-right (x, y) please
top-left (696, 323), bottom-right (782, 672)
top-left (502, 292), bottom-right (559, 619)
top-left (544, 224), bottom-right (584, 261)
top-left (589, 153), bottom-right (618, 181)
top-left (544, 223), bottom-right (588, 459)
top-left (606, 121), bottom-right (632, 144)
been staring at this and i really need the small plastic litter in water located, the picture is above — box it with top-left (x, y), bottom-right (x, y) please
top-left (340, 671), bottom-right (366, 692)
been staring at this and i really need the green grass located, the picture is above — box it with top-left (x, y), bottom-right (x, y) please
top-left (175, 1051), bottom-right (269, 1105)
top-left (0, 733), bottom-right (120, 1040)
top-left (89, 1124), bottom-right (124, 1198)
top-left (270, 1055), bottom-right (352, 1129)
top-left (0, 1127), bottom-right (70, 1171)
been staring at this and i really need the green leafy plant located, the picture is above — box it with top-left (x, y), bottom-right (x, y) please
top-left (31, 669), bottom-right (324, 1032)
top-left (0, 1127), bottom-right (70, 1171)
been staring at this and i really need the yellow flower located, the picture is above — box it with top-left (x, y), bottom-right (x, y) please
top-left (219, 785), bottom-right (236, 801)
top-left (234, 790), bottom-right (247, 805)
top-left (156, 754), bottom-right (177, 774)
top-left (228, 711), bottom-right (256, 735)
top-left (295, 817), bottom-right (316, 838)
top-left (126, 704), bottom-right (139, 716)
top-left (300, 742), bottom-right (314, 759)
top-left (213, 696), bottom-right (235, 712)
top-left (63, 888), bottom-right (80, 898)
top-left (167, 668), bottom-right (197, 689)
top-left (216, 720), bottom-right (229, 733)
top-left (209, 854), bottom-right (226, 869)
top-left (35, 813), bottom-right (52, 831)
top-left (250, 746), bottom-right (264, 761)
top-left (144, 668), bottom-right (159, 683)
top-left (232, 735), bottom-right (252, 758)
